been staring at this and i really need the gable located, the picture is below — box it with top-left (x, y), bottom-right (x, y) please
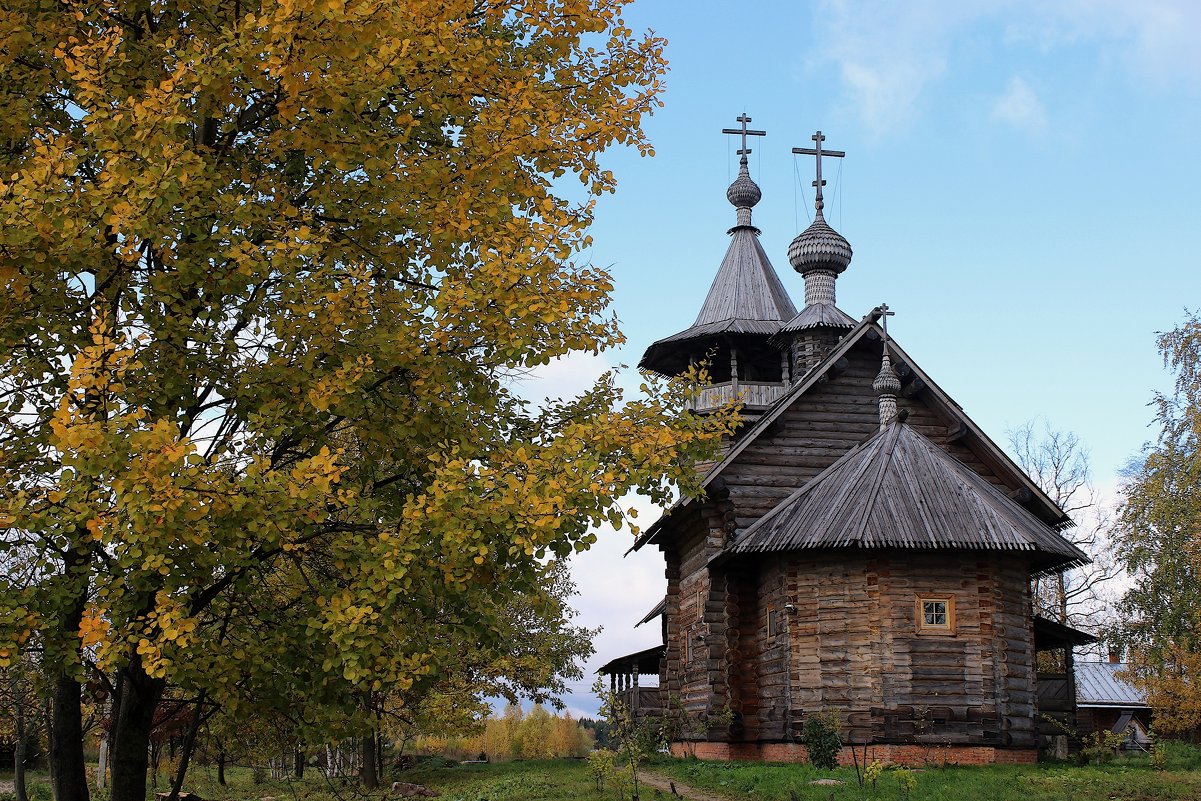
top-left (719, 338), bottom-right (993, 530)
top-left (636, 311), bottom-right (1071, 552)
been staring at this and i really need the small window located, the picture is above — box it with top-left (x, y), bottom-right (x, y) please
top-left (916, 596), bottom-right (955, 635)
top-left (768, 606), bottom-right (782, 637)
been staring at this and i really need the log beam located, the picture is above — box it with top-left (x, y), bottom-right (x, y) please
top-left (900, 377), bottom-right (926, 398)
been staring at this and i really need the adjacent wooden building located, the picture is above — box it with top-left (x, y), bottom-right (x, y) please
top-left (601, 127), bottom-right (1093, 765)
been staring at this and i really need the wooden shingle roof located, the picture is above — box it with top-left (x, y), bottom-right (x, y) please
top-left (688, 230), bottom-right (797, 331)
top-left (597, 645), bottom-right (665, 676)
top-left (640, 228), bottom-right (796, 374)
top-left (727, 419), bottom-right (1089, 575)
top-left (635, 598), bottom-right (666, 627)
top-left (777, 301), bottom-right (855, 333)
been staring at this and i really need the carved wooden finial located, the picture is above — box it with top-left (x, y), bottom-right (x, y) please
top-left (872, 304), bottom-right (900, 427)
top-left (722, 114), bottom-right (767, 221)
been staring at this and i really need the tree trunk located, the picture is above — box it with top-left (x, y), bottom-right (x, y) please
top-left (43, 695), bottom-right (56, 798)
top-left (294, 747), bottom-right (304, 779)
top-left (360, 734), bottom-right (378, 789)
top-left (51, 673), bottom-right (90, 801)
top-left (108, 656), bottom-right (165, 801)
top-left (14, 680), bottom-right (28, 801)
top-left (167, 694), bottom-right (205, 801)
top-left (48, 543), bottom-right (91, 801)
top-left (97, 737), bottom-right (108, 790)
top-left (216, 752), bottom-right (226, 786)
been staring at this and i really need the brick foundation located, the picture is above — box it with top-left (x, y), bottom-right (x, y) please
top-left (670, 742), bottom-right (1038, 767)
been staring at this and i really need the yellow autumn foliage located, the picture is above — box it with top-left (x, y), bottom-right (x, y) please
top-left (0, 1), bottom-right (735, 798)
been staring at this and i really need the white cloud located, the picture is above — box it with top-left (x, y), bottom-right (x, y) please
top-left (507, 349), bottom-right (615, 408)
top-left (560, 492), bottom-right (669, 717)
top-left (1046, 0), bottom-right (1201, 91)
top-left (812, 0), bottom-right (1002, 135)
top-left (812, 0), bottom-right (1201, 135)
top-left (991, 76), bottom-right (1047, 133)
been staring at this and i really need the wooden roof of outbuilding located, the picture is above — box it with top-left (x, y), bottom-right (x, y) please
top-left (725, 420), bottom-right (1090, 575)
top-left (640, 227), bottom-right (796, 374)
top-left (597, 645), bottom-right (665, 676)
top-left (635, 598), bottom-right (666, 627)
top-left (1033, 615), bottom-right (1099, 650)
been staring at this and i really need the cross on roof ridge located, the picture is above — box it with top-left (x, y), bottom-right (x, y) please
top-left (878, 303), bottom-right (895, 352)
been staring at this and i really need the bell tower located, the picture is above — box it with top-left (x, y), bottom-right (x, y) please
top-left (639, 115), bottom-right (797, 416)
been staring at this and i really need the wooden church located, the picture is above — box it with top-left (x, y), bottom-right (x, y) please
top-left (599, 120), bottom-right (1095, 765)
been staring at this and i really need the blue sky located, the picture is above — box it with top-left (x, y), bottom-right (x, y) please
top-left (518, 0), bottom-right (1201, 719)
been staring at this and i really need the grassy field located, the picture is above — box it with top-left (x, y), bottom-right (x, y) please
top-left (648, 745), bottom-right (1201, 801)
top-left (6, 745), bottom-right (1201, 801)
top-left (404, 746), bottom-right (1201, 801)
top-left (0, 761), bottom-right (605, 801)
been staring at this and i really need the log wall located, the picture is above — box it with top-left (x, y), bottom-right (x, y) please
top-left (778, 551), bottom-right (1034, 748)
top-left (658, 338), bottom-right (1041, 753)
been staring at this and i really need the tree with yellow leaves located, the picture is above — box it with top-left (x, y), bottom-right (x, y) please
top-left (1114, 311), bottom-right (1201, 736)
top-left (0, 3), bottom-right (732, 801)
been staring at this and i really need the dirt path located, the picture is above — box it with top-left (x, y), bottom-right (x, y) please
top-left (638, 769), bottom-right (736, 801)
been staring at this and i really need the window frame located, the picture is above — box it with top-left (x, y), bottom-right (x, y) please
top-left (915, 595), bottom-right (956, 636)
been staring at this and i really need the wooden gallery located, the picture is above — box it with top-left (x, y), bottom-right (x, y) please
top-left (599, 123), bottom-right (1095, 765)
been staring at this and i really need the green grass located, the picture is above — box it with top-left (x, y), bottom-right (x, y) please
top-left (0, 771), bottom-right (52, 801)
top-left (401, 759), bottom-right (603, 801)
top-left (646, 744), bottom-right (1201, 801)
top-left (6, 746), bottom-right (1201, 801)
top-left (162, 759), bottom-right (602, 801)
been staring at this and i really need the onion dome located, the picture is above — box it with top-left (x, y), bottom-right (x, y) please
top-left (787, 208), bottom-right (852, 275)
top-left (873, 354), bottom-right (901, 396)
top-left (726, 155), bottom-right (762, 210)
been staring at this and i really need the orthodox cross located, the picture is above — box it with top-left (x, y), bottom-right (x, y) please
top-left (722, 114), bottom-right (766, 156)
top-left (792, 130), bottom-right (845, 210)
top-left (878, 303), bottom-right (895, 354)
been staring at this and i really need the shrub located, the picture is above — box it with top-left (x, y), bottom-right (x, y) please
top-left (803, 710), bottom-right (842, 770)
top-left (894, 766), bottom-right (918, 799)
top-left (1081, 730), bottom-right (1125, 765)
top-left (587, 748), bottom-right (617, 791)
